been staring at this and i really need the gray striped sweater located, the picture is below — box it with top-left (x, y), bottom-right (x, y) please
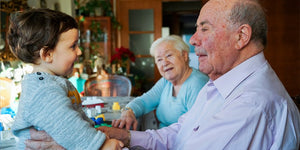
top-left (12, 72), bottom-right (106, 149)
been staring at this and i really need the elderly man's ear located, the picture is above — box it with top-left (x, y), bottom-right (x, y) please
top-left (235, 24), bottom-right (252, 50)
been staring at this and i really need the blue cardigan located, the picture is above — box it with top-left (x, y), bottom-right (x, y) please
top-left (127, 68), bottom-right (208, 128)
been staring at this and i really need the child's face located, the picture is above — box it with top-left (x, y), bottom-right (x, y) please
top-left (49, 29), bottom-right (81, 76)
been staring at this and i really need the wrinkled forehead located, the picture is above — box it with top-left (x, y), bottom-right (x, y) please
top-left (154, 43), bottom-right (179, 56)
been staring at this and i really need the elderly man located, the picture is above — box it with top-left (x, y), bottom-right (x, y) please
top-left (26, 0), bottom-right (300, 149)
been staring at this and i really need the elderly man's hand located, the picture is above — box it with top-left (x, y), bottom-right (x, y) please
top-left (111, 108), bottom-right (138, 130)
top-left (97, 126), bottom-right (130, 147)
top-left (25, 128), bottom-right (65, 150)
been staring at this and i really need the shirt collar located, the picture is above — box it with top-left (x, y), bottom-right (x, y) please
top-left (213, 52), bottom-right (267, 99)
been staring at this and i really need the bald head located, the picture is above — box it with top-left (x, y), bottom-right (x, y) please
top-left (203, 0), bottom-right (267, 46)
top-left (189, 0), bottom-right (267, 80)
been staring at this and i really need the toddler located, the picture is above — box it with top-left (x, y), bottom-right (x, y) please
top-left (7, 8), bottom-right (123, 150)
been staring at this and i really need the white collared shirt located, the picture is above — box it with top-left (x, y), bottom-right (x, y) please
top-left (131, 52), bottom-right (300, 150)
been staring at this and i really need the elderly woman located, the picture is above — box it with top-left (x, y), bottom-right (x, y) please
top-left (112, 35), bottom-right (208, 130)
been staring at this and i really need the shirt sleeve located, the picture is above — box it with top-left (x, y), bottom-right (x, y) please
top-left (130, 122), bottom-right (180, 149)
top-left (126, 78), bottom-right (166, 117)
top-left (129, 110), bottom-right (190, 149)
top-left (24, 84), bottom-right (106, 150)
top-left (176, 92), bottom-right (299, 150)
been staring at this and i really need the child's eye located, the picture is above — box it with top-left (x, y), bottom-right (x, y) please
top-left (71, 43), bottom-right (78, 49)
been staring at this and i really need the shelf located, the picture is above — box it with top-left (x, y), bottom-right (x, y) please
top-left (80, 16), bottom-right (112, 63)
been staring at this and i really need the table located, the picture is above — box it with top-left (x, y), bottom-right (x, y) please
top-left (81, 96), bottom-right (135, 121)
top-left (81, 96), bottom-right (158, 130)
top-left (101, 96), bottom-right (158, 131)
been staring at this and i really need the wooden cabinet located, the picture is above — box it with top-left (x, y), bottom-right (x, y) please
top-left (116, 0), bottom-right (162, 94)
top-left (79, 16), bottom-right (112, 63)
top-left (0, 10), bottom-right (16, 61)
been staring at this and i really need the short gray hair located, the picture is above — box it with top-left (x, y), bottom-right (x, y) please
top-left (150, 35), bottom-right (190, 56)
top-left (229, 0), bottom-right (268, 46)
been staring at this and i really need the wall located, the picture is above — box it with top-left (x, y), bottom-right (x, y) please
top-left (27, 0), bottom-right (75, 16)
top-left (262, 0), bottom-right (300, 96)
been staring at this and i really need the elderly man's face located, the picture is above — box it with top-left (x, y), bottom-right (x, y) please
top-left (190, 0), bottom-right (239, 80)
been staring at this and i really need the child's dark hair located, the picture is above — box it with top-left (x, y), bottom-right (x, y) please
top-left (7, 8), bottom-right (78, 64)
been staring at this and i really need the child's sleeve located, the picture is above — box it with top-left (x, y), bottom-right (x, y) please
top-left (25, 85), bottom-right (105, 150)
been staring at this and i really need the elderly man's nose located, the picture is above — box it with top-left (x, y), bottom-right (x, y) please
top-left (190, 33), bottom-right (200, 46)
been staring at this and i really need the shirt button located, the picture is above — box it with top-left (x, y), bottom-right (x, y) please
top-left (193, 126), bottom-right (199, 131)
top-left (37, 72), bottom-right (41, 75)
top-left (39, 77), bottom-right (44, 80)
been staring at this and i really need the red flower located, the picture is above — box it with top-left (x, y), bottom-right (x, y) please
top-left (111, 47), bottom-right (135, 63)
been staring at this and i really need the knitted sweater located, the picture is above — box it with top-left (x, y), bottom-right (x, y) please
top-left (12, 72), bottom-right (106, 150)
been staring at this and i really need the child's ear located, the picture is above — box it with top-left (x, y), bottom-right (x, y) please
top-left (39, 48), bottom-right (53, 63)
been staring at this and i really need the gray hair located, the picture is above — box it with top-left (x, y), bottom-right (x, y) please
top-left (229, 0), bottom-right (268, 46)
top-left (150, 35), bottom-right (190, 57)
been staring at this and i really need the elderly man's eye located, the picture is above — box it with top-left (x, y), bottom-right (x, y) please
top-left (201, 28), bottom-right (208, 32)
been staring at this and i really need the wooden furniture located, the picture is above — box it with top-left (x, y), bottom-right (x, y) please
top-left (80, 16), bottom-right (112, 63)
top-left (0, 10), bottom-right (17, 61)
top-left (84, 74), bottom-right (132, 97)
top-left (116, 0), bottom-right (162, 93)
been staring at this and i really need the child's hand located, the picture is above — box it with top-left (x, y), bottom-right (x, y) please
top-left (100, 138), bottom-right (124, 150)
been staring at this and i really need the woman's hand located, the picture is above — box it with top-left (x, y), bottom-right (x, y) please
top-left (111, 108), bottom-right (138, 130)
top-left (25, 128), bottom-right (65, 150)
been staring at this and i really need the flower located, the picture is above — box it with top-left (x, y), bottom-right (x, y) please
top-left (111, 47), bottom-right (135, 64)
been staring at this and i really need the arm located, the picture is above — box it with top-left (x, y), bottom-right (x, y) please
top-left (129, 120), bottom-right (181, 149)
top-left (24, 85), bottom-right (105, 149)
top-left (127, 78), bottom-right (166, 117)
top-left (173, 90), bottom-right (299, 150)
top-left (26, 128), bottom-right (124, 150)
top-left (101, 112), bottom-right (188, 149)
top-left (25, 128), bottom-right (65, 150)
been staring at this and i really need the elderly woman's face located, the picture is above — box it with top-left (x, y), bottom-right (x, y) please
top-left (154, 42), bottom-right (189, 83)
